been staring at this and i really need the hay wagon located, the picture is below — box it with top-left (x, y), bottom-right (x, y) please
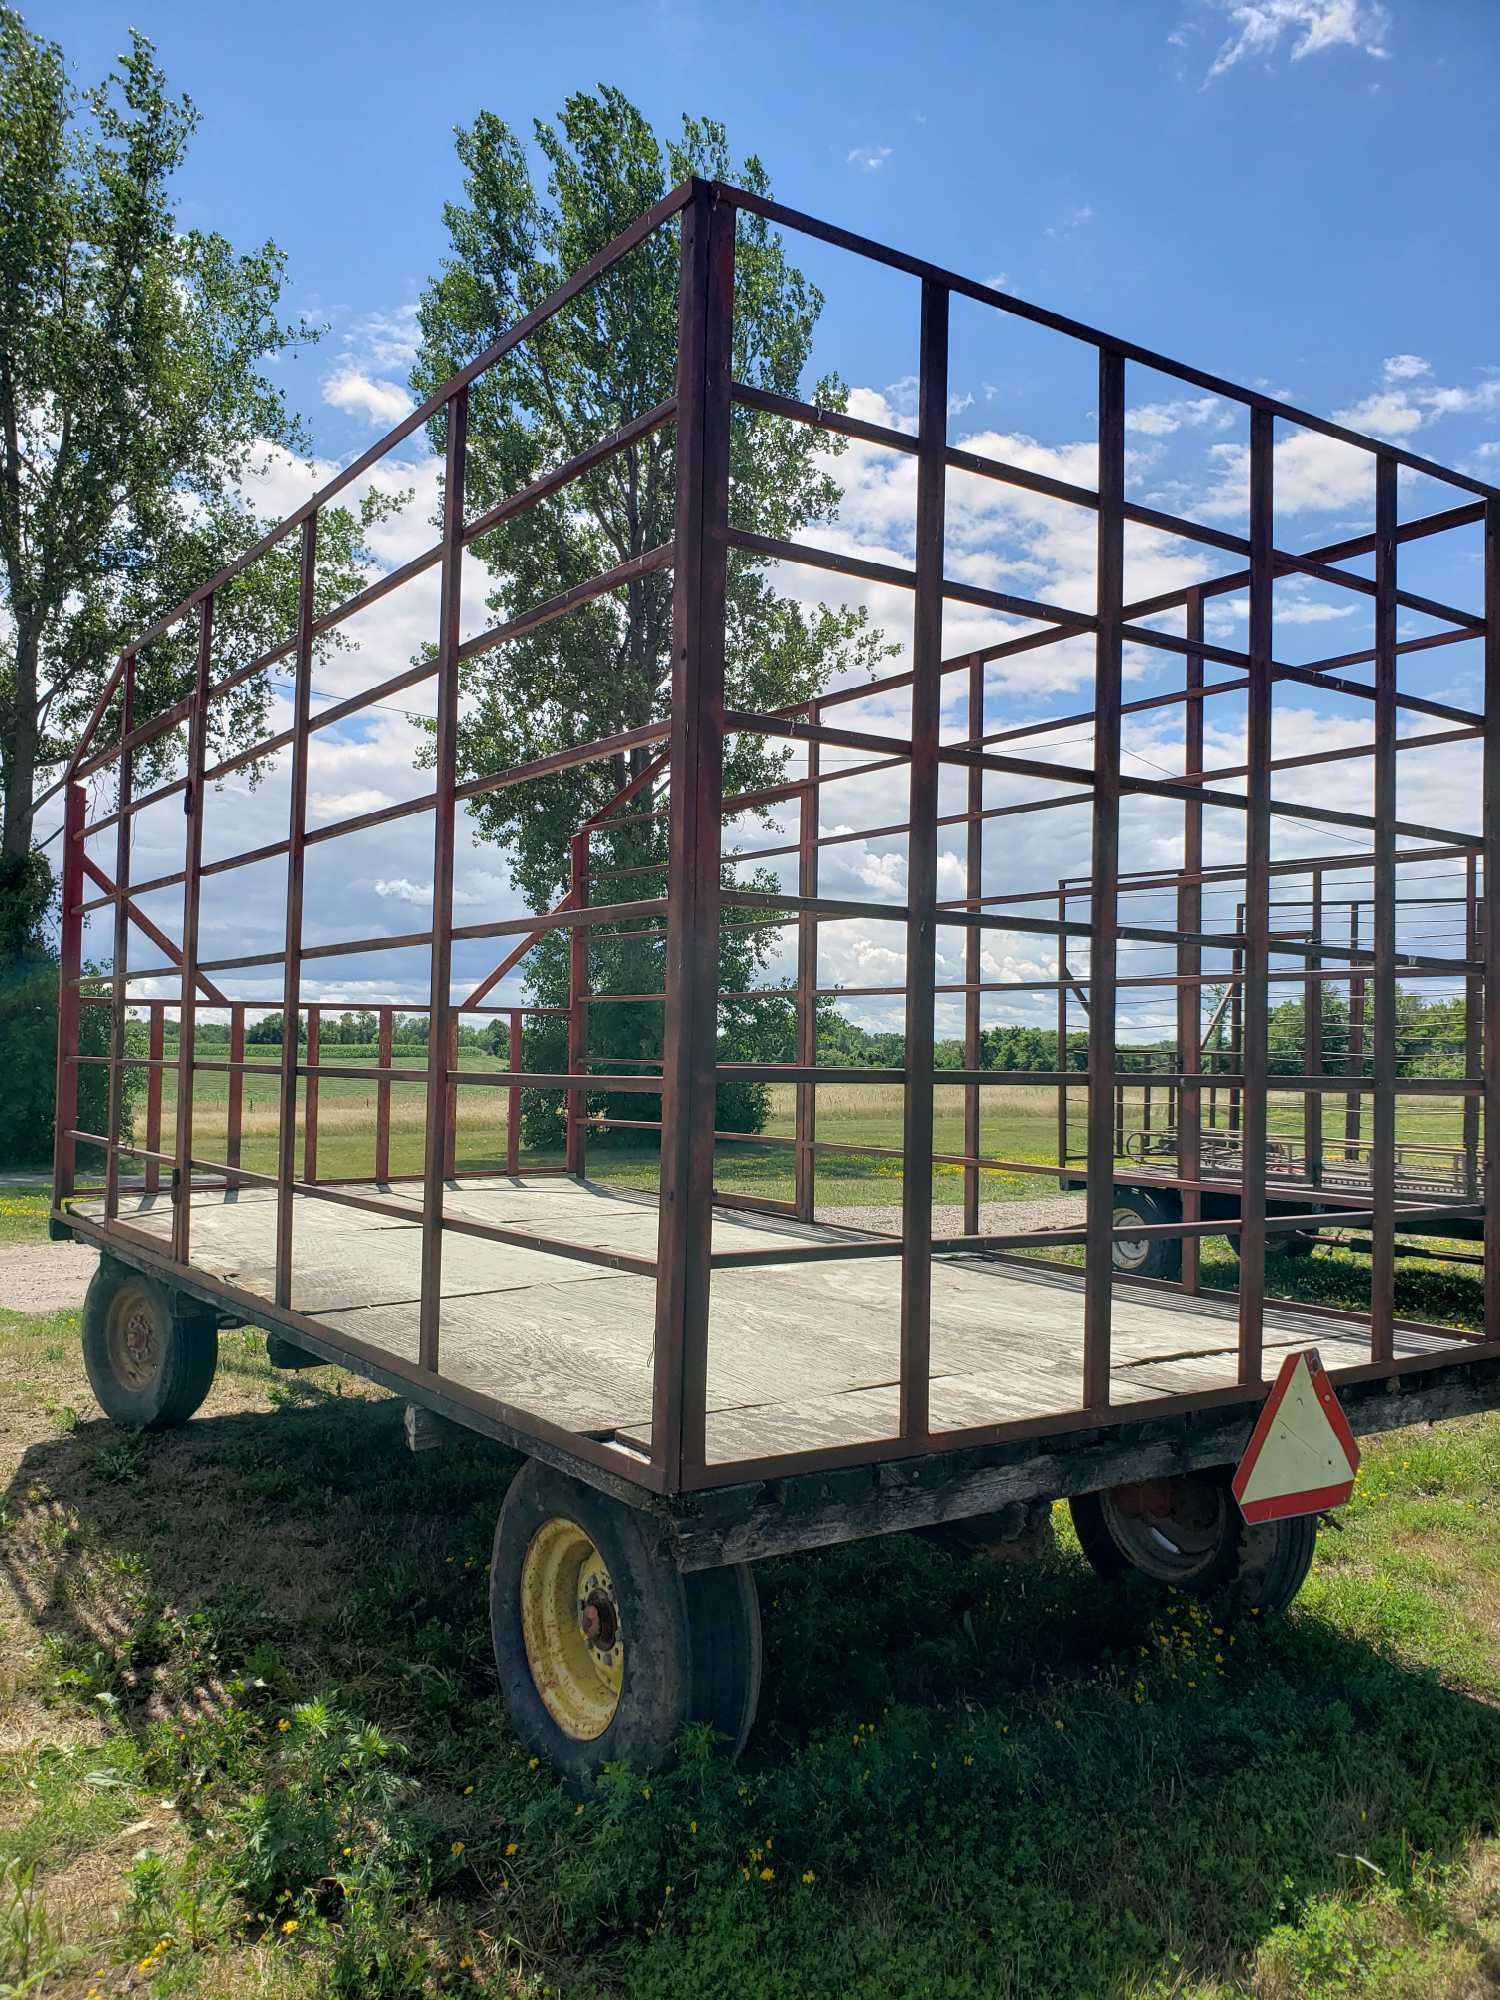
top-left (49, 178), bottom-right (1500, 1782)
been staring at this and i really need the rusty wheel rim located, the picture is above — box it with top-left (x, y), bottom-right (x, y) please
top-left (104, 1283), bottom-right (163, 1393)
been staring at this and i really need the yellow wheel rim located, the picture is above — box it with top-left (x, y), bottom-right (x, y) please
top-left (519, 1517), bottom-right (623, 1740)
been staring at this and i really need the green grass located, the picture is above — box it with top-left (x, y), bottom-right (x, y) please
top-left (3, 1244), bottom-right (1500, 1998)
top-left (108, 1062), bottom-right (1474, 1212)
top-left (0, 1185), bottom-right (53, 1244)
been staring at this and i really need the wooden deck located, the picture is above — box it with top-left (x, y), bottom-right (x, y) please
top-left (80, 1177), bottom-right (1462, 1467)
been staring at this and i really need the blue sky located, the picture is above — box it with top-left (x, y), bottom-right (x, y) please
top-left (37, 0), bottom-right (1500, 1039)
top-left (42, 0), bottom-right (1500, 461)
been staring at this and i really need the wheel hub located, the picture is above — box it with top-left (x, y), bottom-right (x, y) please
top-left (1112, 1205), bottom-right (1152, 1271)
top-left (519, 1519), bottom-right (623, 1740)
top-left (1102, 1474), bottom-right (1228, 1580)
top-left (105, 1287), bottom-right (162, 1392)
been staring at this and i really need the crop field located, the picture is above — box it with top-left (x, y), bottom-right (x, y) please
top-left (2, 1190), bottom-right (1500, 1998)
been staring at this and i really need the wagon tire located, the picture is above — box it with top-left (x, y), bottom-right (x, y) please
top-left (1070, 1468), bottom-right (1317, 1613)
top-left (491, 1460), bottom-right (760, 1788)
top-left (1110, 1187), bottom-right (1182, 1282)
top-left (684, 1562), bottom-right (762, 1759)
top-left (81, 1261), bottom-right (218, 1431)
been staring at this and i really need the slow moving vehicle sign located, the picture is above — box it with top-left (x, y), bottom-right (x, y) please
top-left (1232, 1349), bottom-right (1360, 1525)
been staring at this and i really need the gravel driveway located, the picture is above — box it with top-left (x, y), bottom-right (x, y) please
top-left (0, 1238), bottom-right (97, 1314)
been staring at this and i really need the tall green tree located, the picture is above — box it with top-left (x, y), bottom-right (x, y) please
top-left (0, 13), bottom-right (389, 1166)
top-left (0, 13), bottom-right (386, 876)
top-left (413, 88), bottom-right (888, 1147)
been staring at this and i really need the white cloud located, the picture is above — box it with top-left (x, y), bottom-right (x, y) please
top-left (1202, 0), bottom-right (1391, 82)
top-left (847, 145), bottom-right (893, 173)
top-left (1192, 358), bottom-right (1500, 517)
top-left (1127, 395), bottom-right (1235, 438)
top-left (374, 877), bottom-right (434, 906)
top-left (348, 303), bottom-right (422, 374)
top-left (322, 367), bottom-right (415, 428)
top-left (1044, 204), bottom-right (1094, 240)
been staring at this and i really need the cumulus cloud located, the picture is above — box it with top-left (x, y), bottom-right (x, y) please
top-left (322, 366), bottom-right (415, 428)
top-left (847, 145), bottom-right (893, 172)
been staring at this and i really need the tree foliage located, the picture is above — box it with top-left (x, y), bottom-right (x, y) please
top-left (412, 89), bottom-right (889, 1148)
top-left (0, 11), bottom-right (390, 871)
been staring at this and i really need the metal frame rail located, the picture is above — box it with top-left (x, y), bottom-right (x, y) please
top-left (52, 177), bottom-right (1500, 1498)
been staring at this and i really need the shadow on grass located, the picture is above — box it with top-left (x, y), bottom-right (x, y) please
top-left (7, 1377), bottom-right (1500, 1997)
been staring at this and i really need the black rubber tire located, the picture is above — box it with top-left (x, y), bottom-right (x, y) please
top-left (684, 1562), bottom-right (762, 1759)
top-left (1111, 1187), bottom-right (1183, 1282)
top-left (81, 1262), bottom-right (218, 1431)
top-left (491, 1460), bottom-right (762, 1786)
top-left (1070, 1468), bottom-right (1317, 1613)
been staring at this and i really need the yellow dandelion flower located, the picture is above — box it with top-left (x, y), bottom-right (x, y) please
top-left (760, 1866), bottom-right (774, 1882)
top-left (689, 1820), bottom-right (698, 1835)
top-left (528, 1757), bottom-right (539, 1769)
top-left (281, 1918), bottom-right (299, 1934)
top-left (277, 1717), bottom-right (290, 1733)
top-left (802, 1870), bottom-right (816, 1885)
top-left (505, 1841), bottom-right (518, 1857)
top-left (451, 1841), bottom-right (465, 1856)
top-left (464, 1784), bottom-right (474, 1795)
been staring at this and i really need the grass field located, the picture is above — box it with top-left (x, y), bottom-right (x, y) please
top-left (111, 1062), bottom-right (1475, 1215)
top-left (3, 1196), bottom-right (1500, 1997)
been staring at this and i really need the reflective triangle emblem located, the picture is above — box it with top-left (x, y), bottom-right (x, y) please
top-left (1232, 1348), bottom-right (1360, 1526)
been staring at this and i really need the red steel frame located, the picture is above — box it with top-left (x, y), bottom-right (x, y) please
top-left (52, 177), bottom-right (1500, 1498)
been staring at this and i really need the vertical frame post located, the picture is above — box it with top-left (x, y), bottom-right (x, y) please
top-left (1056, 885), bottom-right (1069, 1181)
top-left (507, 1009), bottom-right (523, 1176)
top-left (144, 1001), bottom-right (164, 1194)
top-left (303, 1005), bottom-right (320, 1184)
top-left (376, 1005), bottom-right (393, 1182)
top-left (275, 516), bottom-right (318, 1305)
top-left (1177, 589), bottom-right (1203, 1295)
top-left (105, 654), bottom-right (136, 1222)
top-left (566, 829), bottom-right (589, 1177)
top-left (963, 657), bottom-right (983, 1238)
top-left (1482, 497), bottom-right (1499, 1341)
top-left (1236, 403), bottom-right (1275, 1387)
top-left (443, 1014), bottom-right (459, 1179)
top-left (1082, 348), bottom-right (1125, 1410)
top-left (794, 702), bottom-right (819, 1222)
top-left (652, 181), bottom-right (733, 1490)
top-left (52, 782), bottom-right (87, 1206)
top-left (1370, 456), bottom-right (1398, 1364)
top-left (897, 276), bottom-right (949, 1444)
top-left (418, 384), bottom-right (470, 1373)
top-left (1345, 904), bottom-right (1365, 1161)
top-left (1305, 868), bottom-right (1323, 1191)
top-left (172, 601), bottom-right (214, 1264)
top-left (1464, 855), bottom-right (1480, 1199)
top-left (226, 1004), bottom-right (244, 1175)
